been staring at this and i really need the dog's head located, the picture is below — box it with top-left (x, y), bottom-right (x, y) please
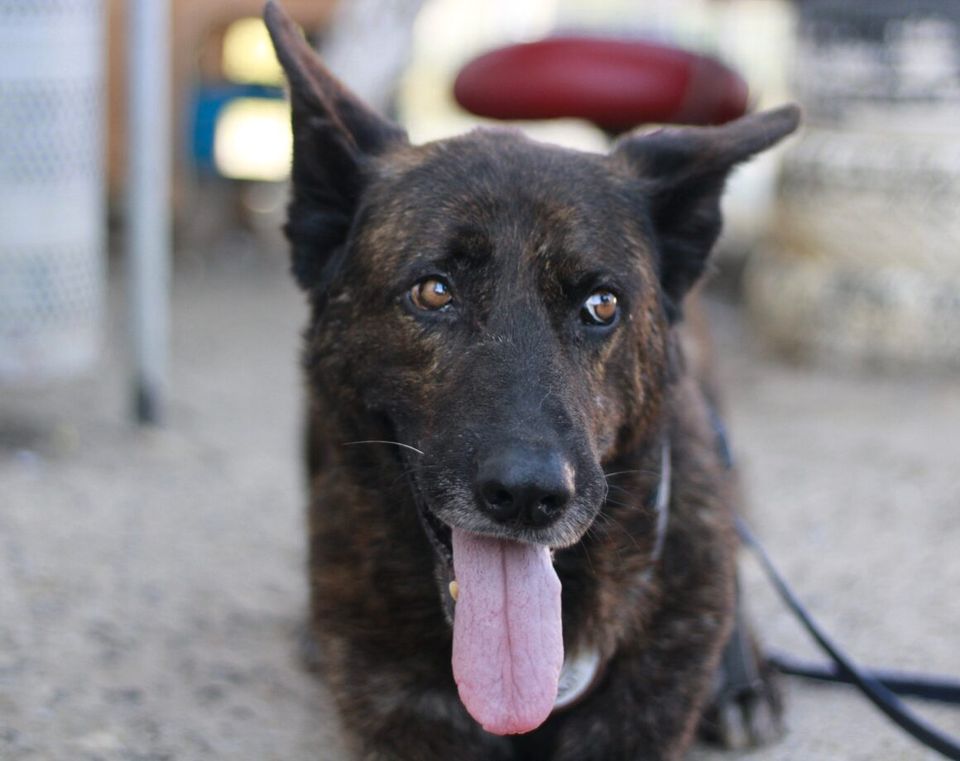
top-left (265, 3), bottom-right (798, 551)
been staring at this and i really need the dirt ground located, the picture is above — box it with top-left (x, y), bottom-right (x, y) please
top-left (2, 252), bottom-right (958, 760)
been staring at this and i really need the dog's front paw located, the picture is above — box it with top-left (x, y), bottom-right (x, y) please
top-left (698, 622), bottom-right (784, 750)
top-left (698, 667), bottom-right (784, 749)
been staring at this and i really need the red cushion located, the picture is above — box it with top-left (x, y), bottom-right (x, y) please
top-left (454, 37), bottom-right (748, 132)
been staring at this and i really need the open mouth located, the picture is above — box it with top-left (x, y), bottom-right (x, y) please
top-left (410, 489), bottom-right (565, 737)
top-left (418, 498), bottom-right (453, 569)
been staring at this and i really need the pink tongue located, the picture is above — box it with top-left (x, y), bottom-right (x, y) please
top-left (451, 527), bottom-right (563, 735)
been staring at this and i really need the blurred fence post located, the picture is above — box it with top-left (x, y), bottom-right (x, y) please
top-left (127, 0), bottom-right (171, 424)
top-left (0, 0), bottom-right (106, 384)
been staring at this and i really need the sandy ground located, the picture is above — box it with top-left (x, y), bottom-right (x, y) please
top-left (1, 252), bottom-right (959, 760)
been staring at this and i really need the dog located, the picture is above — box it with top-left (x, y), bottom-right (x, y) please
top-left (264, 3), bottom-right (800, 758)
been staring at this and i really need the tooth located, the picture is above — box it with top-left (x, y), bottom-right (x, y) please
top-left (448, 580), bottom-right (459, 601)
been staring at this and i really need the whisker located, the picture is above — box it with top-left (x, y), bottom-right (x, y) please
top-left (389, 463), bottom-right (442, 489)
top-left (595, 510), bottom-right (643, 553)
top-left (343, 440), bottom-right (425, 456)
top-left (603, 469), bottom-right (659, 479)
top-left (579, 532), bottom-right (598, 576)
top-left (587, 514), bottom-right (627, 562)
top-left (396, 459), bottom-right (440, 472)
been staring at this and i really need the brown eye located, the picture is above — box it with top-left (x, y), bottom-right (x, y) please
top-left (410, 277), bottom-right (453, 311)
top-left (582, 290), bottom-right (618, 326)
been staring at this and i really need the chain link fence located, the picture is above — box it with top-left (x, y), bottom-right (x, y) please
top-left (0, 0), bottom-right (105, 384)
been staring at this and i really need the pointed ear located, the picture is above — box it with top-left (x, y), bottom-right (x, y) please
top-left (611, 105), bottom-right (800, 320)
top-left (263, 1), bottom-right (407, 290)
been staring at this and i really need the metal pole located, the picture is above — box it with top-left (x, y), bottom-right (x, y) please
top-left (127, 0), bottom-right (171, 424)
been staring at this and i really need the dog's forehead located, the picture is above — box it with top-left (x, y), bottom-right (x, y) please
top-left (365, 129), bottom-right (648, 272)
top-left (384, 129), bottom-right (618, 213)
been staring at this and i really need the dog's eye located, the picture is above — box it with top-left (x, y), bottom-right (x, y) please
top-left (410, 277), bottom-right (454, 312)
top-left (581, 290), bottom-right (618, 326)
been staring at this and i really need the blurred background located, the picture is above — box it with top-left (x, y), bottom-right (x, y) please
top-left (1, 0), bottom-right (958, 759)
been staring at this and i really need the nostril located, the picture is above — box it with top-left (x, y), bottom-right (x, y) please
top-left (541, 495), bottom-right (559, 514)
top-left (529, 493), bottom-right (566, 527)
top-left (480, 482), bottom-right (519, 522)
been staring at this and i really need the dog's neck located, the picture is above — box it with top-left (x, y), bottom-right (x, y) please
top-left (555, 436), bottom-right (672, 713)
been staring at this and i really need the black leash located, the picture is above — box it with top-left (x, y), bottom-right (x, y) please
top-left (707, 406), bottom-right (960, 757)
top-left (736, 516), bottom-right (960, 760)
top-left (766, 650), bottom-right (960, 705)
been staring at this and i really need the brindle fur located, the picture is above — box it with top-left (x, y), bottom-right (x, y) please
top-left (265, 4), bottom-right (800, 759)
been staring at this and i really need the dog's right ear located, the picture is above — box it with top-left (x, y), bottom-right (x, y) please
top-left (264, 1), bottom-right (407, 290)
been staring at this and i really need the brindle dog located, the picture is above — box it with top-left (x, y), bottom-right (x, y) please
top-left (264, 3), bottom-right (799, 759)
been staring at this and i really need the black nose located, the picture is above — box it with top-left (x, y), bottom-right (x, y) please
top-left (476, 447), bottom-right (575, 528)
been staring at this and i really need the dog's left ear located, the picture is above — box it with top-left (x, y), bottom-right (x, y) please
top-left (264, 1), bottom-right (408, 291)
top-left (612, 105), bottom-right (800, 319)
